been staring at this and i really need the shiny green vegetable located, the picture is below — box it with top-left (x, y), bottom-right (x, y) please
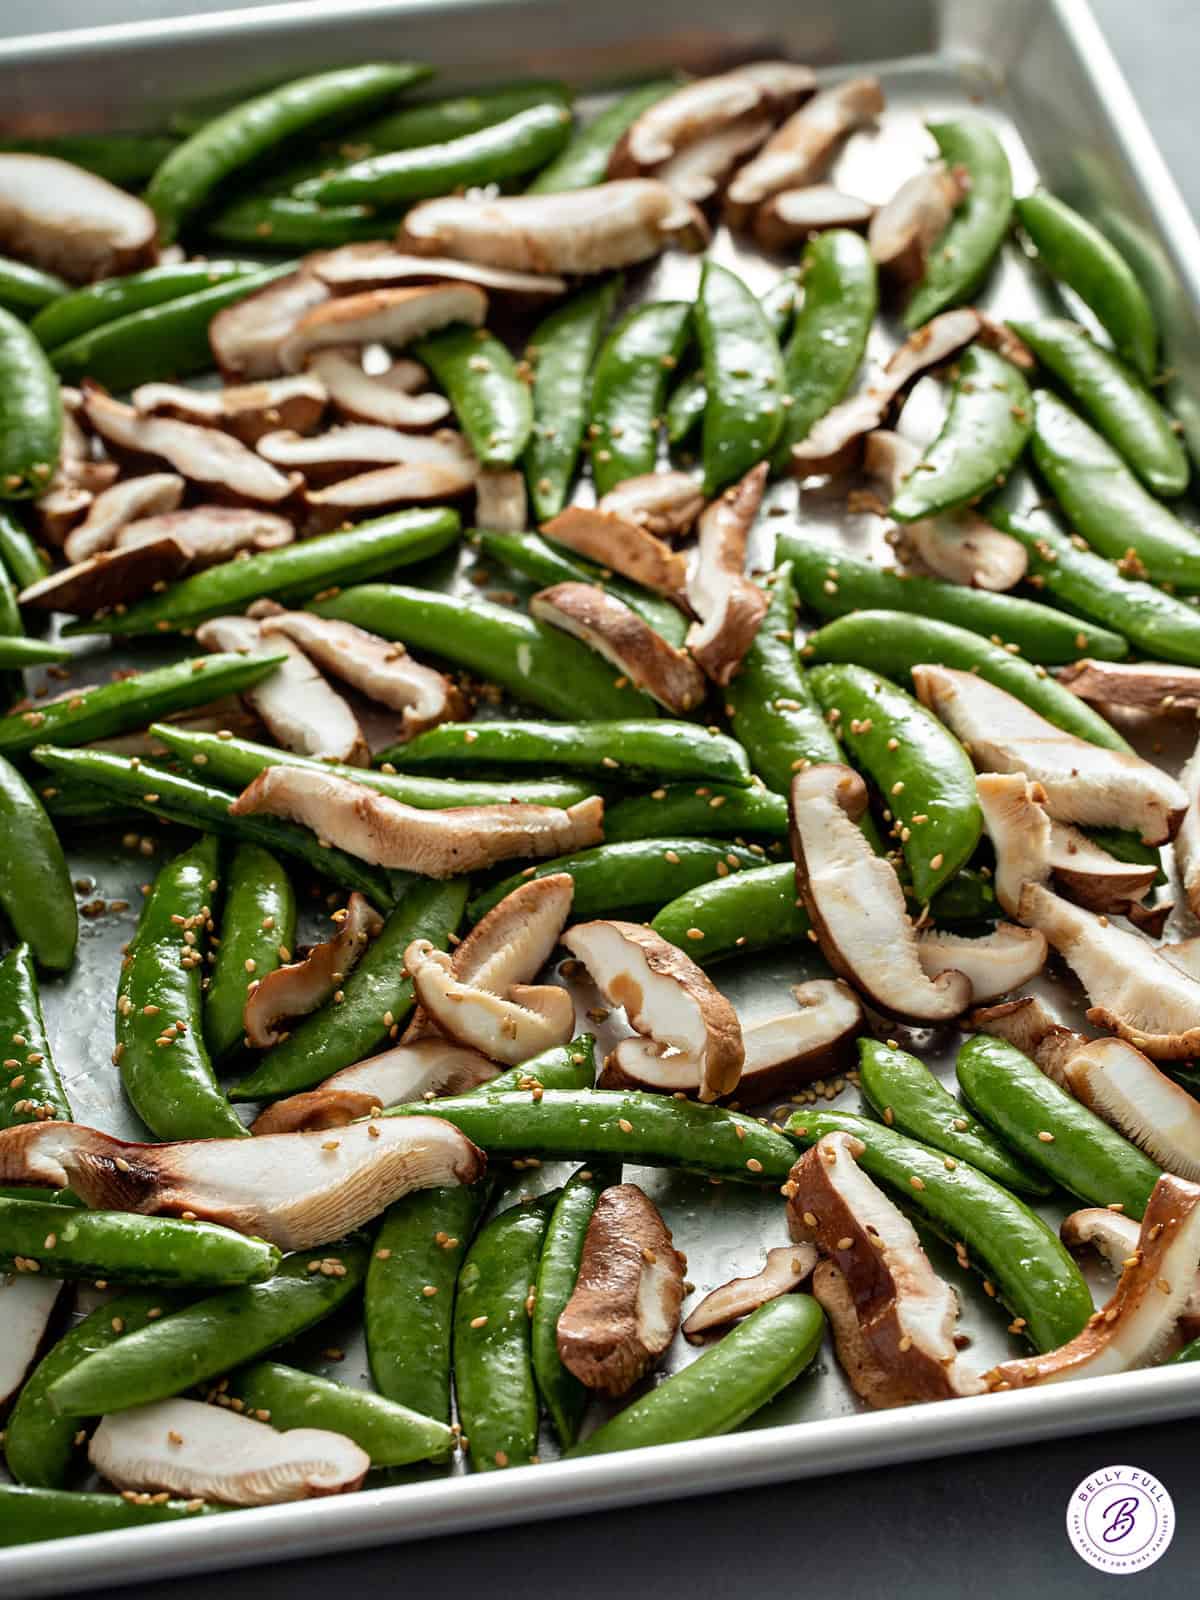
top-left (203, 843), bottom-right (297, 1064)
top-left (1, 132), bottom-right (179, 187)
top-left (0, 944), bottom-right (69, 1126)
top-left (228, 1361), bottom-right (454, 1465)
top-left (0, 257), bottom-right (68, 320)
top-left (0, 1486), bottom-right (218, 1544)
top-left (528, 78), bottom-right (677, 192)
top-left (31, 259), bottom-right (261, 352)
top-left (415, 324), bottom-right (533, 468)
top-left (588, 301), bottom-right (691, 497)
top-left (0, 307), bottom-right (61, 500)
top-left (651, 860), bottom-right (809, 964)
top-left (346, 80), bottom-right (571, 161)
top-left (605, 783), bottom-right (788, 842)
top-left (204, 195), bottom-right (386, 250)
top-left (0, 505), bottom-right (47, 591)
top-left (670, 277), bottom-right (797, 449)
top-left (696, 260), bottom-right (785, 493)
top-left (905, 118), bottom-right (1013, 327)
top-left (0, 758), bottom-right (76, 970)
top-left (473, 1036), bottom-right (597, 1098)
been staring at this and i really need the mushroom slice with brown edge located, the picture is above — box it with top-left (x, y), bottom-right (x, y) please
top-left (1171, 733), bottom-right (1200, 920)
top-left (305, 349), bottom-right (450, 431)
top-left (404, 940), bottom-right (574, 1065)
top-left (17, 537), bottom-right (190, 616)
top-left (397, 181), bottom-right (709, 276)
top-left (132, 374), bottom-right (328, 446)
top-left (597, 472), bottom-right (705, 539)
top-left (303, 454), bottom-right (479, 533)
top-left (117, 506), bottom-right (295, 568)
top-left (33, 483), bottom-right (95, 547)
top-left (686, 462), bottom-right (769, 685)
top-left (279, 284), bottom-right (487, 373)
top-left (682, 1245), bottom-right (817, 1342)
top-left (311, 245), bottom-right (567, 299)
top-left (988, 1173), bottom-right (1200, 1388)
top-left (789, 764), bottom-right (972, 1023)
top-left (194, 614), bottom-right (368, 767)
top-left (1059, 1206), bottom-right (1200, 1340)
top-left (0, 1116), bottom-right (486, 1251)
top-left (260, 611), bottom-right (465, 741)
top-left (540, 506), bottom-right (688, 600)
top-left (791, 391), bottom-right (887, 476)
top-left (0, 154), bottom-right (157, 283)
top-left (881, 308), bottom-right (983, 393)
top-left (474, 468), bottom-right (527, 534)
top-left (257, 424), bottom-right (477, 485)
top-left (974, 772), bottom-right (1052, 919)
top-left (752, 186), bottom-right (875, 252)
top-left (1058, 1035), bottom-right (1200, 1182)
top-left (0, 1276), bottom-right (63, 1406)
top-left (250, 1089), bottom-right (383, 1136)
top-left (242, 893), bottom-right (383, 1050)
top-left (1058, 659), bottom-right (1200, 714)
top-left (317, 1038), bottom-right (500, 1110)
top-left (597, 1038), bottom-right (702, 1095)
top-left (914, 664), bottom-right (1187, 845)
top-left (868, 161), bottom-right (970, 283)
top-left (787, 1130), bottom-right (982, 1406)
top-left (1046, 820), bottom-right (1157, 915)
top-left (917, 924), bottom-right (1048, 1004)
top-left (966, 995), bottom-right (1090, 1089)
top-left (530, 583), bottom-right (706, 715)
top-left (210, 268), bottom-right (331, 382)
top-left (229, 766), bottom-right (604, 877)
top-left (655, 114), bottom-right (775, 205)
top-left (561, 919), bottom-right (743, 1101)
top-left (89, 1399), bottom-right (369, 1505)
top-left (63, 472), bottom-right (184, 565)
top-left (609, 63), bottom-right (815, 177)
top-left (556, 1182), bottom-right (687, 1396)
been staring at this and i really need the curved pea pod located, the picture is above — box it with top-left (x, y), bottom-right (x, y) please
top-left (605, 783), bottom-right (788, 842)
top-left (0, 945), bottom-right (69, 1126)
top-left (0, 505), bottom-right (48, 592)
top-left (669, 276), bottom-right (797, 451)
top-left (905, 117), bottom-right (1013, 328)
top-left (0, 257), bottom-right (68, 319)
top-left (203, 843), bottom-right (297, 1065)
top-left (466, 838), bottom-right (762, 924)
top-left (529, 78), bottom-right (677, 192)
top-left (567, 1294), bottom-right (825, 1457)
top-left (473, 1036), bottom-right (597, 1097)
top-left (785, 1108), bottom-right (1093, 1351)
top-left (588, 301), bottom-right (691, 497)
top-left (30, 259), bottom-right (262, 352)
top-left (228, 878), bottom-right (467, 1102)
top-left (651, 860), bottom-right (808, 964)
top-left (955, 1034), bottom-right (1163, 1220)
top-left (0, 758), bottom-right (76, 971)
top-left (204, 194), bottom-right (387, 250)
top-left (415, 324), bottom-right (533, 468)
top-left (350, 80), bottom-right (571, 156)
top-left (0, 1485), bottom-right (219, 1545)
top-left (696, 260), bottom-right (785, 494)
top-left (1015, 190), bottom-right (1159, 380)
top-left (0, 131), bottom-right (180, 188)
top-left (0, 640), bottom-right (62, 672)
top-left (45, 1243), bottom-right (369, 1418)
top-left (0, 307), bottom-right (61, 500)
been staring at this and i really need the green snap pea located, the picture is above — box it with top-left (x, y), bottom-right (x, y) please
top-left (415, 324), bottom-right (533, 469)
top-left (889, 345), bottom-right (1032, 521)
top-left (524, 276), bottom-right (623, 522)
top-left (651, 861), bottom-right (808, 963)
top-left (310, 583), bottom-right (655, 720)
top-left (669, 277), bottom-right (797, 450)
top-left (955, 1034), bottom-right (1162, 1220)
top-left (528, 78), bottom-right (678, 192)
top-left (351, 80), bottom-right (569, 154)
top-left (0, 307), bottom-right (61, 501)
top-left (1, 132), bottom-right (179, 188)
top-left (46, 1243), bottom-right (368, 1418)
top-left (203, 844), bottom-right (297, 1065)
top-left (0, 1485), bottom-right (219, 1544)
top-left (0, 505), bottom-right (46, 591)
top-left (0, 547), bottom-right (20, 641)
top-left (785, 1108), bottom-right (1092, 1351)
top-left (772, 229), bottom-right (877, 468)
top-left (905, 117), bottom-right (1013, 328)
top-left (696, 260), bottom-right (785, 493)
top-left (1168, 1336), bottom-right (1200, 1365)
top-left (0, 945), bottom-right (69, 1126)
top-left (856, 1039), bottom-right (1051, 1196)
top-left (228, 1361), bottom-right (454, 1466)
top-left (466, 838), bottom-right (763, 924)
top-left (1010, 317), bottom-right (1187, 497)
top-left (1016, 190), bottom-right (1159, 380)
top-left (473, 1035), bottom-right (597, 1098)
top-left (31, 259), bottom-right (262, 352)
top-left (386, 719), bottom-right (749, 785)
top-left (228, 878), bottom-right (467, 1101)
top-left (605, 783), bottom-right (788, 842)
top-left (0, 257), bottom-right (68, 320)
top-left (1030, 388), bottom-right (1200, 588)
top-left (567, 1295), bottom-right (825, 1458)
top-left (588, 301), bottom-right (691, 497)
top-left (64, 508), bottom-right (460, 638)
top-left (778, 531), bottom-right (1127, 663)
top-left (0, 757), bottom-right (75, 971)
top-left (204, 194), bottom-right (387, 250)
top-left (145, 63), bottom-right (431, 242)
top-left (808, 662), bottom-right (981, 902)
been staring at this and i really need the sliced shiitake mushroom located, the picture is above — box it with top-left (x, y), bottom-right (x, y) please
top-left (132, 373), bottom-right (328, 445)
top-left (209, 268), bottom-right (331, 381)
top-left (403, 939), bottom-right (574, 1065)
top-left (540, 505), bottom-right (688, 600)
top-left (686, 463), bottom-right (769, 685)
top-left (474, 468), bottom-right (528, 534)
top-left (530, 583), bottom-right (706, 715)
top-left (279, 284), bottom-right (487, 373)
top-left (117, 505), bottom-right (295, 567)
top-left (1057, 1035), bottom-right (1200, 1181)
top-left (63, 472), bottom-right (185, 566)
top-left (303, 451), bottom-right (479, 531)
top-left (916, 924), bottom-right (1048, 1004)
top-left (0, 154), bottom-right (157, 283)
top-left (249, 1088), bottom-right (384, 1136)
top-left (655, 114), bottom-right (775, 205)
top-left (257, 423), bottom-right (473, 484)
top-left (1060, 1206), bottom-right (1200, 1340)
top-left (305, 348), bottom-right (450, 431)
top-left (17, 537), bottom-right (190, 616)
top-left (597, 472), bottom-right (705, 539)
top-left (243, 893), bottom-right (383, 1049)
top-left (311, 243), bottom-right (567, 299)
top-left (966, 995), bottom-right (1089, 1088)
top-left (682, 1244), bottom-right (816, 1342)
top-left (868, 161), bottom-right (970, 283)
top-left (317, 1038), bottom-right (500, 1109)
top-left (1173, 736), bottom-right (1200, 920)
top-left (0, 1276), bottom-right (63, 1407)
top-left (752, 185), bottom-right (875, 252)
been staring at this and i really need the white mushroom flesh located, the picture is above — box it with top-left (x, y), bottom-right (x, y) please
top-left (405, 940), bottom-right (574, 1065)
top-left (540, 505), bottom-right (688, 599)
top-left (303, 453), bottom-right (478, 529)
top-left (321, 1037), bottom-right (500, 1104)
top-left (474, 468), bottom-right (528, 534)
top-left (597, 472), bottom-right (705, 539)
top-left (0, 1275), bottom-right (62, 1405)
top-left (917, 924), bottom-right (1048, 1004)
top-left (752, 185), bottom-right (875, 251)
top-left (1174, 733), bottom-right (1200, 919)
top-left (17, 537), bottom-right (190, 615)
top-left (132, 374), bottom-right (328, 445)
top-left (530, 583), bottom-right (706, 715)
top-left (1058, 659), bottom-right (1200, 712)
top-left (725, 76), bottom-right (885, 219)
top-left (117, 505), bottom-right (295, 567)
top-left (0, 154), bottom-right (157, 282)
top-left (682, 1244), bottom-right (816, 1341)
top-left (1062, 1035), bottom-right (1200, 1181)
top-left (256, 423), bottom-right (475, 481)
top-left (611, 63), bottom-right (815, 172)
top-left (312, 245), bottom-right (567, 298)
top-left (280, 284), bottom-right (487, 372)
top-left (209, 269), bottom-right (331, 381)
top-left (868, 161), bottom-right (968, 281)
top-left (63, 472), bottom-right (185, 565)
top-left (685, 463), bottom-right (769, 685)
top-left (242, 893), bottom-right (383, 1049)
top-left (305, 348), bottom-right (450, 430)
top-left (656, 114), bottom-right (774, 204)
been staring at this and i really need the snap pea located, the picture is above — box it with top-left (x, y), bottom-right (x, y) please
top-left (0, 651), bottom-right (289, 758)
top-left (524, 277), bottom-right (623, 522)
top-left (0, 307), bottom-right (61, 501)
top-left (651, 861), bottom-right (809, 964)
top-left (473, 1036), bottom-right (597, 1098)
top-left (0, 505), bottom-right (46, 592)
top-left (1009, 317), bottom-right (1187, 498)
top-left (808, 662), bottom-right (981, 902)
top-left (145, 63), bottom-right (432, 242)
top-left (785, 1108), bottom-right (1092, 1351)
top-left (0, 1486), bottom-right (219, 1545)
top-left (568, 1295), bottom-right (825, 1458)
top-left (588, 301), bottom-right (691, 497)
top-left (310, 584), bottom-right (655, 720)
top-left (778, 532), bottom-right (1127, 663)
top-left (696, 260), bottom-right (785, 493)
top-left (227, 1361), bottom-right (454, 1466)
top-left (1015, 190), bottom-right (1159, 380)
top-left (856, 1039), bottom-right (1051, 1196)
top-left (670, 277), bottom-right (798, 450)
top-left (955, 1034), bottom-right (1162, 1220)
top-left (1168, 1336), bottom-right (1200, 1365)
top-left (0, 131), bottom-right (179, 188)
top-left (204, 194), bottom-right (387, 250)
top-left (203, 843), bottom-right (297, 1066)
top-left (772, 229), bottom-right (877, 468)
top-left (0, 945), bottom-right (69, 1127)
top-left (32, 745), bottom-right (395, 910)
top-left (65, 508), bottom-right (460, 638)
top-left (228, 878), bottom-right (467, 1101)
top-left (0, 547), bottom-right (20, 639)
top-left (528, 78), bottom-right (677, 192)
top-left (345, 80), bottom-right (571, 161)
top-left (415, 324), bottom-right (533, 469)
top-left (466, 838), bottom-right (763, 925)
top-left (46, 1243), bottom-right (369, 1418)
top-left (605, 783), bottom-right (788, 842)
top-left (1030, 388), bottom-right (1200, 589)
top-left (0, 758), bottom-right (75, 972)
top-left (31, 259), bottom-right (262, 353)
top-left (804, 609), bottom-right (1132, 751)
top-left (905, 117), bottom-right (1013, 328)
top-left (386, 719), bottom-right (749, 785)
top-left (0, 257), bottom-right (68, 320)
top-left (889, 345), bottom-right (1031, 521)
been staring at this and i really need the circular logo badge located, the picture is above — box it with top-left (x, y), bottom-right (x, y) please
top-left (1066, 1465), bottom-right (1175, 1574)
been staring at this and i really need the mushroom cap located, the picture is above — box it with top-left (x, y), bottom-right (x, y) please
top-left (725, 76), bottom-right (885, 221)
top-left (868, 161), bottom-right (968, 282)
top-left (250, 1088), bottom-right (383, 1136)
top-left (404, 939), bottom-right (574, 1065)
top-left (611, 62), bottom-right (815, 174)
top-left (1046, 820), bottom-right (1157, 914)
top-left (1060, 1206), bottom-right (1141, 1272)
top-left (63, 472), bottom-right (185, 565)
top-left (132, 374), bottom-right (328, 446)
top-left (242, 893), bottom-right (383, 1049)
top-left (752, 185), bottom-right (875, 251)
top-left (209, 268), bottom-right (331, 381)
top-left (917, 924), bottom-right (1048, 1004)
top-left (686, 462), bottom-right (770, 686)
top-left (116, 506), bottom-right (296, 568)
top-left (735, 979), bottom-right (863, 1101)
top-left (1057, 659), bottom-right (1200, 713)
top-left (597, 472), bottom-right (705, 539)
top-left (682, 1244), bottom-right (816, 1341)
top-left (531, 583), bottom-right (706, 715)
top-left (311, 244), bottom-right (567, 298)
top-left (540, 505), bottom-right (689, 600)
top-left (0, 154), bottom-right (157, 283)
top-left (279, 284), bottom-right (487, 372)
top-left (17, 536), bottom-right (191, 616)
top-left (305, 348), bottom-right (450, 431)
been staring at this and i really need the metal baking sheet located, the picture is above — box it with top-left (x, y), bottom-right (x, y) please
top-left (4, 0), bottom-right (1200, 1591)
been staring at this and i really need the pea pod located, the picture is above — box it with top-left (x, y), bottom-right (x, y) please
top-left (0, 546), bottom-right (20, 641)
top-left (205, 194), bottom-right (387, 250)
top-left (955, 1034), bottom-right (1162, 1219)
top-left (568, 1295), bottom-right (825, 1458)
top-left (310, 584), bottom-right (655, 721)
top-left (31, 259), bottom-right (261, 352)
top-left (651, 861), bottom-right (808, 964)
top-left (785, 1108), bottom-right (1092, 1351)
top-left (528, 78), bottom-right (678, 192)
top-left (670, 277), bottom-right (798, 449)
top-left (905, 118), bottom-right (1013, 327)
top-left (415, 324), bottom-right (533, 469)
top-left (203, 843), bottom-right (297, 1065)
top-left (347, 80), bottom-right (571, 161)
top-left (229, 878), bottom-right (468, 1101)
top-left (0, 131), bottom-right (179, 188)
top-left (696, 260), bottom-right (785, 493)
top-left (0, 757), bottom-right (76, 971)
top-left (0, 257), bottom-right (68, 319)
top-left (0, 945), bottom-right (69, 1126)
top-left (0, 307), bottom-right (61, 500)
top-left (605, 783), bottom-right (788, 843)
top-left (778, 532), bottom-right (1127, 663)
top-left (0, 1485), bottom-right (218, 1545)
top-left (1168, 1336), bottom-right (1200, 1365)
top-left (1016, 190), bottom-right (1159, 380)
top-left (523, 277), bottom-right (623, 521)
top-left (0, 505), bottom-right (47, 591)
top-left (473, 1035), bottom-right (597, 1097)
top-left (588, 301), bottom-right (691, 497)
top-left (47, 1243), bottom-right (368, 1418)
